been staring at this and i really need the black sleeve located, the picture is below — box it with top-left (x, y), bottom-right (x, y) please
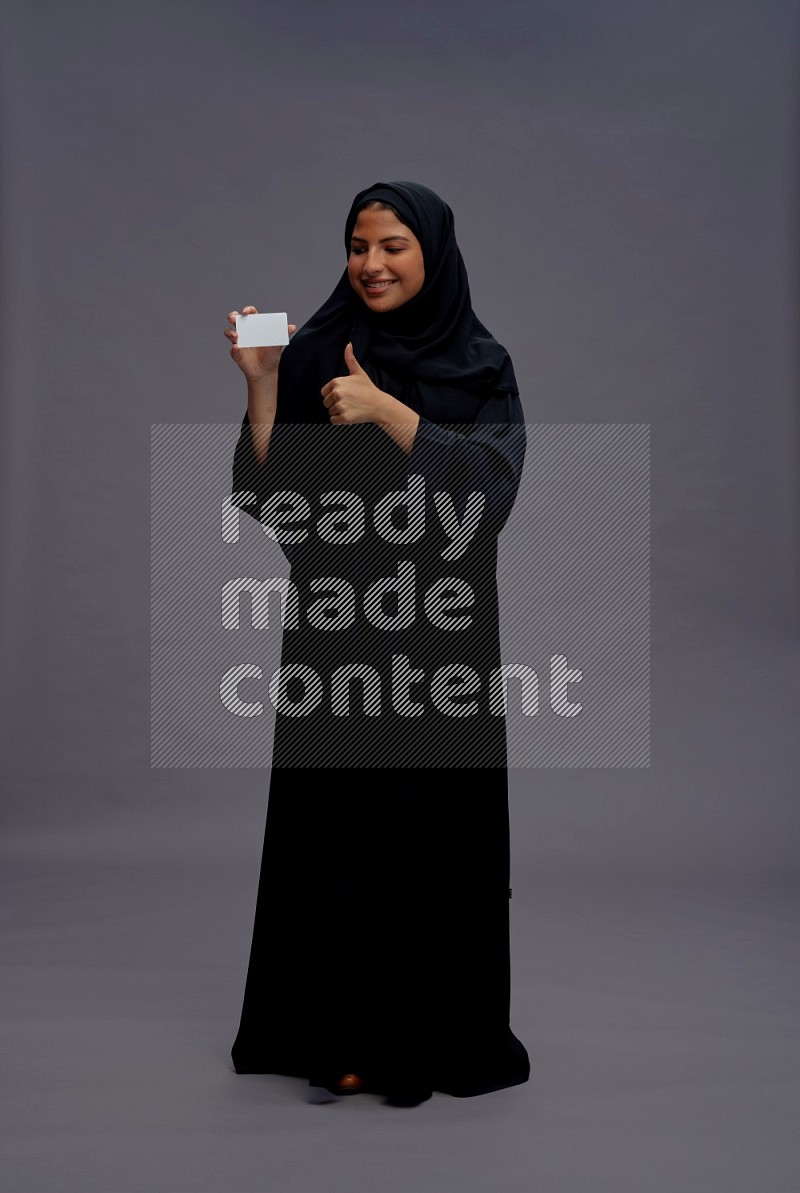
top-left (406, 389), bottom-right (526, 546)
top-left (229, 410), bottom-right (302, 565)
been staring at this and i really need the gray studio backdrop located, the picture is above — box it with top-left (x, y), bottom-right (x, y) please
top-left (2, 5), bottom-right (799, 1193)
top-left (1, 0), bottom-right (798, 870)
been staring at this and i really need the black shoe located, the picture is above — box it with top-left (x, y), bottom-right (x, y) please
top-left (383, 1086), bottom-right (432, 1107)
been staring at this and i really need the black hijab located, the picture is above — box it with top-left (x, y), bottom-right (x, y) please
top-left (273, 180), bottom-right (518, 425)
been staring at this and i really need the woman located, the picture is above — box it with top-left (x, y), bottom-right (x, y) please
top-left (225, 180), bottom-right (530, 1107)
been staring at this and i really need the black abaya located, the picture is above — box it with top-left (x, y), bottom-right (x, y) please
top-left (228, 182), bottom-right (530, 1101)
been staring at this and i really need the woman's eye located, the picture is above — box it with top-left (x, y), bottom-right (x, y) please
top-left (350, 245), bottom-right (404, 255)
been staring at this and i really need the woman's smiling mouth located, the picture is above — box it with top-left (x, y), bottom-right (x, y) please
top-left (363, 279), bottom-right (396, 293)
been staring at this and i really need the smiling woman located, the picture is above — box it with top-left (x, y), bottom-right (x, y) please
top-left (224, 180), bottom-right (530, 1107)
top-left (347, 203), bottom-right (426, 310)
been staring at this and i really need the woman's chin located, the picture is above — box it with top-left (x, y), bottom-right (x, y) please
top-left (362, 286), bottom-right (399, 308)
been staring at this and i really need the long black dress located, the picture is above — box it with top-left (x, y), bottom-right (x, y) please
top-left (228, 181), bottom-right (530, 1101)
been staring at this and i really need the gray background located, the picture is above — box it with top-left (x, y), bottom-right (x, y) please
top-left (1, 1), bottom-right (798, 1190)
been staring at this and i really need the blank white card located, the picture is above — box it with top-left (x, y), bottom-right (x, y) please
top-left (235, 312), bottom-right (289, 347)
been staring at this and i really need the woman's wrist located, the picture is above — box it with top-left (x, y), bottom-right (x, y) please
top-left (373, 391), bottom-right (413, 426)
top-left (374, 391), bottom-right (420, 454)
top-left (246, 371), bottom-right (278, 398)
top-left (246, 373), bottom-right (279, 421)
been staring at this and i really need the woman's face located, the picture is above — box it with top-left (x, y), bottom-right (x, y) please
top-left (347, 207), bottom-right (425, 311)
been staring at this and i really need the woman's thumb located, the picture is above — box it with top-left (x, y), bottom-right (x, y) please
top-left (345, 342), bottom-right (365, 374)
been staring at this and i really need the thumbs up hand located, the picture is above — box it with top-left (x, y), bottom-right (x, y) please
top-left (321, 343), bottom-right (392, 425)
top-left (344, 341), bottom-right (367, 378)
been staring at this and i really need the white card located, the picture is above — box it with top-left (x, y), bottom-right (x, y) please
top-left (235, 312), bottom-right (289, 347)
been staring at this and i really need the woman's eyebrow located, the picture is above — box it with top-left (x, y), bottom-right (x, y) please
top-left (350, 234), bottom-right (411, 243)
